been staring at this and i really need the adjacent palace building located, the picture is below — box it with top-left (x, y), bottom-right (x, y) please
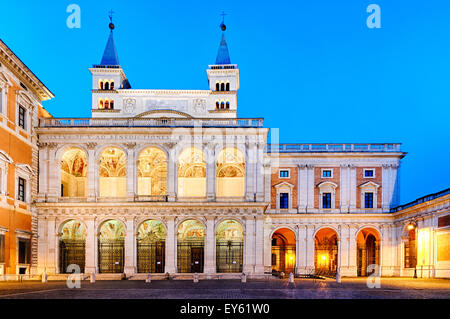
top-left (0, 21), bottom-right (449, 281)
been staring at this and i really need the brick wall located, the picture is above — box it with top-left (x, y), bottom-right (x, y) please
top-left (314, 167), bottom-right (340, 209)
top-left (270, 167), bottom-right (298, 209)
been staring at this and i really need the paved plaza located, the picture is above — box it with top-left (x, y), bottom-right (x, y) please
top-left (0, 277), bottom-right (449, 299)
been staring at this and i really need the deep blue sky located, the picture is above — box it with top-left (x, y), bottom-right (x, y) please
top-left (1, 0), bottom-right (449, 204)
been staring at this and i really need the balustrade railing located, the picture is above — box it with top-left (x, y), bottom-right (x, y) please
top-left (38, 117), bottom-right (264, 128)
top-left (266, 143), bottom-right (402, 153)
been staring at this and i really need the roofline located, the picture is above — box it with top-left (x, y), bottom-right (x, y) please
top-left (390, 188), bottom-right (450, 213)
top-left (0, 39), bottom-right (54, 100)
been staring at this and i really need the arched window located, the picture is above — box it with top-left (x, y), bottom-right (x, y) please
top-left (104, 82), bottom-right (110, 90)
top-left (220, 83), bottom-right (225, 91)
top-left (177, 147), bottom-right (206, 197)
top-left (110, 100), bottom-right (114, 109)
top-left (216, 82), bottom-right (220, 91)
top-left (137, 147), bottom-right (167, 197)
top-left (225, 101), bottom-right (230, 109)
top-left (216, 147), bottom-right (245, 197)
top-left (99, 147), bottom-right (127, 197)
top-left (99, 99), bottom-right (104, 109)
top-left (110, 81), bottom-right (114, 90)
top-left (215, 101), bottom-right (220, 109)
top-left (99, 81), bottom-right (104, 90)
top-left (225, 82), bottom-right (230, 91)
top-left (104, 100), bottom-right (110, 109)
top-left (60, 148), bottom-right (87, 197)
top-left (220, 102), bottom-right (225, 109)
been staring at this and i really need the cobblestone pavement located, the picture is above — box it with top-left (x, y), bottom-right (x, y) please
top-left (0, 278), bottom-right (449, 299)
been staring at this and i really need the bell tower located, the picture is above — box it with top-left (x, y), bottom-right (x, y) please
top-left (89, 12), bottom-right (130, 117)
top-left (207, 15), bottom-right (239, 113)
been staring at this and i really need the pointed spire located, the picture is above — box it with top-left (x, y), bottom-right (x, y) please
top-left (215, 13), bottom-right (231, 65)
top-left (100, 11), bottom-right (120, 66)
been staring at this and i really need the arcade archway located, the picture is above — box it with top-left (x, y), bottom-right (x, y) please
top-left (315, 228), bottom-right (338, 276)
top-left (59, 220), bottom-right (86, 273)
top-left (271, 228), bottom-right (296, 275)
top-left (216, 220), bottom-right (244, 273)
top-left (177, 219), bottom-right (205, 273)
top-left (98, 220), bottom-right (125, 273)
top-left (357, 228), bottom-right (380, 276)
top-left (137, 220), bottom-right (166, 273)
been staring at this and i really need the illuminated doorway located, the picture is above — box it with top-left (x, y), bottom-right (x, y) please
top-left (271, 228), bottom-right (296, 275)
top-left (357, 228), bottom-right (380, 276)
top-left (314, 228), bottom-right (338, 276)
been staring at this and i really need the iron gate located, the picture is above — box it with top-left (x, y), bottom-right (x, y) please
top-left (216, 241), bottom-right (243, 273)
top-left (314, 244), bottom-right (338, 277)
top-left (177, 241), bottom-right (204, 273)
top-left (98, 240), bottom-right (124, 273)
top-left (59, 240), bottom-right (85, 273)
top-left (137, 241), bottom-right (165, 273)
top-left (271, 244), bottom-right (296, 274)
top-left (357, 244), bottom-right (380, 276)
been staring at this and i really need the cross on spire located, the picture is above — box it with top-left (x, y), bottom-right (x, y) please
top-left (109, 9), bottom-right (115, 23)
top-left (221, 11), bottom-right (227, 24)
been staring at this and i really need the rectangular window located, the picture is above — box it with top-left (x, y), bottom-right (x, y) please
top-left (0, 234), bottom-right (4, 263)
top-left (280, 193), bottom-right (289, 209)
top-left (364, 169), bottom-right (374, 177)
top-left (18, 238), bottom-right (30, 264)
top-left (18, 105), bottom-right (26, 129)
top-left (365, 192), bottom-right (374, 208)
top-left (18, 177), bottom-right (26, 202)
top-left (322, 193), bottom-right (332, 209)
top-left (322, 170), bottom-right (332, 178)
top-left (279, 170), bottom-right (289, 178)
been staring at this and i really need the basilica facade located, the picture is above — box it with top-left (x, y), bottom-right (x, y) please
top-left (0, 21), bottom-right (449, 280)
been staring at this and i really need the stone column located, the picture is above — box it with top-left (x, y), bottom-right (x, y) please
top-left (36, 215), bottom-right (47, 274)
top-left (255, 144), bottom-right (265, 202)
top-left (37, 145), bottom-right (48, 201)
top-left (165, 217), bottom-right (176, 273)
top-left (306, 165), bottom-right (315, 212)
top-left (124, 216), bottom-right (136, 276)
top-left (46, 216), bottom-right (57, 274)
top-left (244, 216), bottom-right (256, 274)
top-left (349, 165), bottom-right (357, 211)
top-left (206, 146), bottom-right (216, 201)
top-left (86, 143), bottom-right (97, 201)
top-left (46, 144), bottom-right (59, 202)
top-left (338, 225), bottom-right (351, 276)
top-left (296, 225), bottom-right (307, 274)
top-left (84, 217), bottom-right (97, 274)
top-left (305, 225), bottom-right (315, 269)
top-left (339, 164), bottom-right (348, 212)
top-left (245, 143), bottom-right (256, 201)
top-left (261, 217), bottom-right (271, 274)
top-left (125, 143), bottom-right (136, 199)
top-left (204, 216), bottom-right (216, 274)
top-left (254, 215), bottom-right (265, 274)
top-left (167, 152), bottom-right (176, 202)
top-left (297, 164), bottom-right (308, 212)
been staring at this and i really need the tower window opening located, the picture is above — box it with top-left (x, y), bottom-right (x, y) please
top-left (216, 83), bottom-right (220, 91)
top-left (99, 99), bottom-right (104, 109)
top-left (220, 83), bottom-right (225, 91)
top-left (226, 83), bottom-right (230, 91)
top-left (110, 81), bottom-right (114, 90)
top-left (225, 101), bottom-right (230, 109)
top-left (104, 82), bottom-right (110, 90)
top-left (105, 100), bottom-right (110, 109)
top-left (110, 100), bottom-right (114, 109)
top-left (99, 81), bottom-right (104, 90)
top-left (220, 102), bottom-right (225, 109)
top-left (216, 101), bottom-right (220, 109)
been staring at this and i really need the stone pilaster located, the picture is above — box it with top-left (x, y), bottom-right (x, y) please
top-left (165, 217), bottom-right (176, 273)
top-left (204, 216), bottom-right (216, 273)
top-left (124, 216), bottom-right (136, 275)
